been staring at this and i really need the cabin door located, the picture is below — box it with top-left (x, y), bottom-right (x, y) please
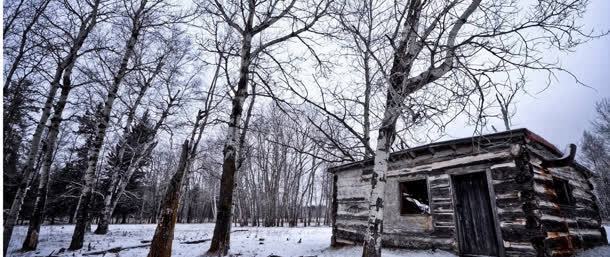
top-left (453, 172), bottom-right (499, 256)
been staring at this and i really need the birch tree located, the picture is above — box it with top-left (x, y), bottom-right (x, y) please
top-left (20, 0), bottom-right (105, 248)
top-left (94, 28), bottom-right (191, 235)
top-left (581, 98), bottom-right (610, 220)
top-left (147, 50), bottom-right (223, 256)
top-left (3, 0), bottom-right (103, 253)
top-left (68, 0), bottom-right (182, 249)
top-left (197, 0), bottom-right (331, 253)
top-left (3, 0), bottom-right (50, 91)
top-left (339, 1), bottom-right (601, 256)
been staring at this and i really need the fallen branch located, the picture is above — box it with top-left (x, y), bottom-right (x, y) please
top-left (82, 244), bottom-right (151, 256)
top-left (181, 229), bottom-right (248, 244)
top-left (181, 239), bottom-right (210, 244)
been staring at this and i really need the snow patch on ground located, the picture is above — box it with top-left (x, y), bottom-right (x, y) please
top-left (7, 224), bottom-right (609, 257)
top-left (6, 224), bottom-right (456, 257)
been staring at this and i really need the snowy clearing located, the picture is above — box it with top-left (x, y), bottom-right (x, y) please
top-left (6, 224), bottom-right (454, 257)
top-left (6, 224), bottom-right (609, 257)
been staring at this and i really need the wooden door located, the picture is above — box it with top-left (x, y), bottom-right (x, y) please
top-left (453, 172), bottom-right (499, 256)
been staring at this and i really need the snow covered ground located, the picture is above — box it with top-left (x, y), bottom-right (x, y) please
top-left (6, 223), bottom-right (454, 257)
top-left (5, 224), bottom-right (609, 257)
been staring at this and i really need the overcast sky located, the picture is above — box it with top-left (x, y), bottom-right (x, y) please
top-left (444, 0), bottom-right (610, 151)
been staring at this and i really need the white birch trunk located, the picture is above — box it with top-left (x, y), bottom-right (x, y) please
top-left (69, 0), bottom-right (146, 249)
top-left (21, 60), bottom-right (77, 251)
top-left (3, 1), bottom-right (100, 253)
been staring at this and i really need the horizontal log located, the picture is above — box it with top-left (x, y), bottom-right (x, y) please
top-left (505, 250), bottom-right (538, 257)
top-left (429, 187), bottom-right (451, 197)
top-left (382, 232), bottom-right (455, 250)
top-left (335, 228), bottom-right (456, 250)
top-left (336, 197), bottom-right (366, 202)
top-left (493, 179), bottom-right (524, 194)
top-left (432, 205), bottom-right (453, 213)
top-left (429, 183), bottom-right (450, 189)
top-left (576, 218), bottom-right (601, 229)
top-left (335, 222), bottom-right (367, 232)
top-left (430, 197), bottom-right (452, 203)
top-left (336, 214), bottom-right (368, 222)
top-left (503, 242), bottom-right (538, 257)
top-left (501, 223), bottom-right (542, 241)
top-left (498, 211), bottom-right (526, 222)
top-left (433, 222), bottom-right (455, 227)
top-left (540, 218), bottom-right (570, 233)
top-left (432, 213), bottom-right (454, 223)
top-left (544, 234), bottom-right (577, 252)
top-left (388, 151), bottom-right (512, 177)
top-left (431, 226), bottom-right (455, 238)
top-left (496, 197), bottom-right (522, 209)
top-left (580, 233), bottom-right (608, 249)
top-left (429, 178), bottom-right (450, 187)
top-left (335, 228), bottom-right (364, 242)
top-left (491, 163), bottom-right (519, 180)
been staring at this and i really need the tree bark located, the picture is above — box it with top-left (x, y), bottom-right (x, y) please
top-left (361, 118), bottom-right (395, 257)
top-left (95, 58), bottom-right (165, 234)
top-left (95, 95), bottom-right (172, 234)
top-left (22, 61), bottom-right (76, 251)
top-left (206, 28), bottom-right (253, 255)
top-left (360, 1), bottom-right (480, 256)
top-left (3, 0), bottom-right (100, 253)
top-left (69, 0), bottom-right (145, 249)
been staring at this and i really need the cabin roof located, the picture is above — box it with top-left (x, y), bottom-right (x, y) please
top-left (327, 128), bottom-right (592, 176)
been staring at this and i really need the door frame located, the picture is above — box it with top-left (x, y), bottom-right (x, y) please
top-left (450, 168), bottom-right (505, 257)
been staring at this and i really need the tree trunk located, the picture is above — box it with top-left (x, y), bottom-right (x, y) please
top-left (95, 195), bottom-right (113, 235)
top-left (69, 1), bottom-right (145, 249)
top-left (147, 140), bottom-right (190, 257)
top-left (361, 122), bottom-right (394, 257)
top-left (95, 58), bottom-right (164, 234)
top-left (3, 66), bottom-right (60, 257)
top-left (3, 1), bottom-right (100, 253)
top-left (22, 62), bottom-right (75, 251)
top-left (206, 30), bottom-right (252, 255)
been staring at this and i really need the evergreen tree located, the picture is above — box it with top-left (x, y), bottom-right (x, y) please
top-left (3, 79), bottom-right (36, 208)
top-left (44, 107), bottom-right (99, 223)
top-left (97, 112), bottom-right (156, 227)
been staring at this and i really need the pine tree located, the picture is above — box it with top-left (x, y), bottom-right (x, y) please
top-left (94, 112), bottom-right (156, 233)
top-left (3, 79), bottom-right (36, 207)
top-left (44, 109), bottom-right (98, 223)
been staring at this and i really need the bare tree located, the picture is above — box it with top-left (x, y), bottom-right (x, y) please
top-left (321, 1), bottom-right (601, 256)
top-left (197, 0), bottom-right (331, 254)
top-left (94, 28), bottom-right (192, 235)
top-left (3, 0), bottom-right (103, 253)
top-left (492, 79), bottom-right (524, 131)
top-left (581, 98), bottom-right (610, 220)
top-left (3, 0), bottom-right (50, 91)
top-left (147, 49), bottom-right (223, 256)
top-left (68, 0), bottom-right (181, 249)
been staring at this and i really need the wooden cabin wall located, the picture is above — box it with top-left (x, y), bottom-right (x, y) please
top-left (331, 132), bottom-right (607, 257)
top-left (333, 167), bottom-right (369, 245)
top-left (491, 148), bottom-right (542, 257)
top-left (332, 144), bottom-right (520, 253)
top-left (526, 142), bottom-right (607, 257)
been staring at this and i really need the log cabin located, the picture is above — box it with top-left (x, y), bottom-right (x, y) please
top-left (328, 128), bottom-right (607, 257)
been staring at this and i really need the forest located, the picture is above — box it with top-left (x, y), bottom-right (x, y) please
top-left (3, 0), bottom-right (609, 257)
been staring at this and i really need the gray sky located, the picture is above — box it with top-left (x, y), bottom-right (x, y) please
top-left (446, 0), bottom-right (610, 151)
